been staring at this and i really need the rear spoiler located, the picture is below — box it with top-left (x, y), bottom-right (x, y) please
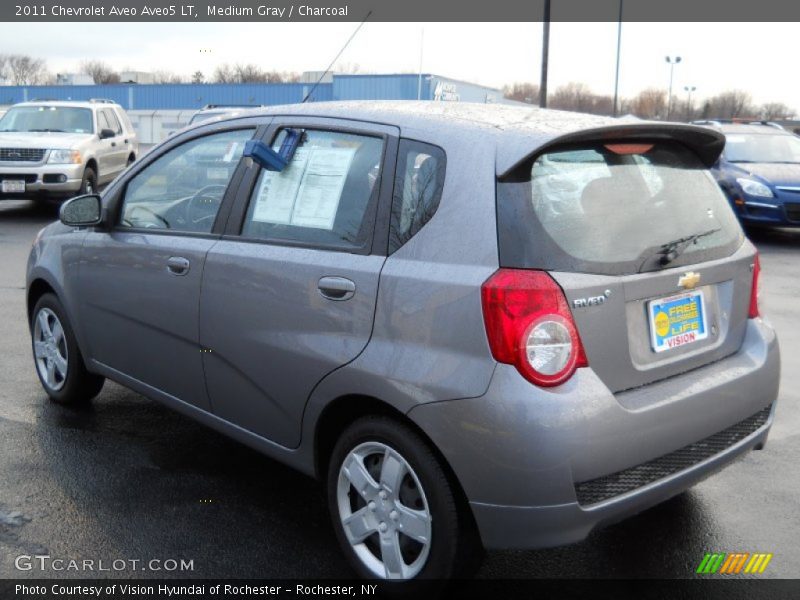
top-left (498, 123), bottom-right (726, 181)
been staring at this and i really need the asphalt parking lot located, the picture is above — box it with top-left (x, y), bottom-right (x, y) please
top-left (0, 198), bottom-right (797, 579)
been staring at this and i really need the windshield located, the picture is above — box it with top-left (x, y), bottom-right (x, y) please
top-left (0, 106), bottom-right (94, 134)
top-left (497, 141), bottom-right (743, 275)
top-left (723, 133), bottom-right (800, 163)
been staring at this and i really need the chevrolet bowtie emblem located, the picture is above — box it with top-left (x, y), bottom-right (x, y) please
top-left (679, 271), bottom-right (701, 290)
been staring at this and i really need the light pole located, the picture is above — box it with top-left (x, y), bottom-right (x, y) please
top-left (684, 85), bottom-right (696, 121)
top-left (612, 0), bottom-right (623, 116)
top-left (539, 0), bottom-right (551, 108)
top-left (665, 55), bottom-right (682, 120)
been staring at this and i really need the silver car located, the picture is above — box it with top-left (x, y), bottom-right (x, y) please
top-left (0, 99), bottom-right (138, 200)
top-left (26, 102), bottom-right (780, 581)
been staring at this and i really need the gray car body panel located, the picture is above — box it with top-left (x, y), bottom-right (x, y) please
top-left (408, 317), bottom-right (779, 548)
top-left (26, 102), bottom-right (780, 552)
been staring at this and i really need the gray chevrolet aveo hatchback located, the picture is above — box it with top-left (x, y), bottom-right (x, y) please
top-left (27, 102), bottom-right (780, 581)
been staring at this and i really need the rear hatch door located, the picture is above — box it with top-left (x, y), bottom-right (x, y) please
top-left (497, 134), bottom-right (755, 392)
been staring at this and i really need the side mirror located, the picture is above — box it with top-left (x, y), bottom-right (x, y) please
top-left (60, 194), bottom-right (103, 227)
top-left (99, 128), bottom-right (116, 140)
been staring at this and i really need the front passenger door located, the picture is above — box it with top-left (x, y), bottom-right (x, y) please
top-left (79, 127), bottom-right (258, 411)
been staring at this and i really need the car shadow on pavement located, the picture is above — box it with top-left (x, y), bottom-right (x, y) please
top-left (0, 200), bottom-right (60, 224)
top-left (33, 384), bottom-right (352, 578)
top-left (480, 491), bottom-right (717, 578)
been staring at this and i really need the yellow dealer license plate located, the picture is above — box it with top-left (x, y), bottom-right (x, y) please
top-left (648, 290), bottom-right (708, 353)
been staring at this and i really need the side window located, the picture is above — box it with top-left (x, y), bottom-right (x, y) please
top-left (96, 110), bottom-right (111, 133)
top-left (103, 109), bottom-right (123, 135)
top-left (120, 128), bottom-right (255, 233)
top-left (242, 129), bottom-right (384, 251)
top-left (388, 139), bottom-right (446, 254)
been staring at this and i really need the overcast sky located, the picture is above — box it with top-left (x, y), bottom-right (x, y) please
top-left (3, 22), bottom-right (797, 111)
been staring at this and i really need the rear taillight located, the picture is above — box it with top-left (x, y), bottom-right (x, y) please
top-left (481, 269), bottom-right (588, 387)
top-left (749, 253), bottom-right (761, 319)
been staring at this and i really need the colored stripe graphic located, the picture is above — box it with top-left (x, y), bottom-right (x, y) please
top-left (697, 553), bottom-right (726, 574)
top-left (698, 552), bottom-right (773, 574)
top-left (744, 553), bottom-right (773, 574)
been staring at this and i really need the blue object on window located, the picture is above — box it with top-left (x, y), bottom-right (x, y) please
top-left (278, 129), bottom-right (303, 163)
top-left (243, 139), bottom-right (287, 171)
top-left (243, 129), bottom-right (303, 172)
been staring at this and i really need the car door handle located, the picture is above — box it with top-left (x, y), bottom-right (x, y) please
top-left (110, 141), bottom-right (116, 147)
top-left (318, 276), bottom-right (356, 301)
top-left (166, 256), bottom-right (190, 276)
top-left (124, 139), bottom-right (129, 144)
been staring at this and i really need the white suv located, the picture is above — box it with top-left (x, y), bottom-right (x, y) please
top-left (0, 99), bottom-right (138, 200)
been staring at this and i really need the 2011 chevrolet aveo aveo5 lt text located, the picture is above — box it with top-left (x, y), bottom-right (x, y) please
top-left (26, 102), bottom-right (780, 582)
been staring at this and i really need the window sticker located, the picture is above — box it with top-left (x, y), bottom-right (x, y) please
top-left (252, 146), bottom-right (311, 225)
top-left (251, 145), bottom-right (356, 231)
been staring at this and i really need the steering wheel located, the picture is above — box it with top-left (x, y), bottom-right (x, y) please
top-left (184, 184), bottom-right (227, 229)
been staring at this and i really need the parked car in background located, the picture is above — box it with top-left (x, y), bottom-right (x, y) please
top-left (0, 99), bottom-right (138, 200)
top-left (695, 120), bottom-right (800, 227)
top-left (27, 103), bottom-right (779, 582)
top-left (188, 104), bottom-right (264, 125)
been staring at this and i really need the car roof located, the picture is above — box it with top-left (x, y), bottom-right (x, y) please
top-left (716, 123), bottom-right (789, 135)
top-left (230, 101), bottom-right (725, 175)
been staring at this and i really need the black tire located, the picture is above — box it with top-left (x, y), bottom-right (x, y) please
top-left (79, 166), bottom-right (97, 195)
top-left (327, 415), bottom-right (484, 584)
top-left (31, 293), bottom-right (104, 405)
top-left (126, 154), bottom-right (136, 167)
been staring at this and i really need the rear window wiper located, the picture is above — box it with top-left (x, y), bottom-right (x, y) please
top-left (639, 228), bottom-right (721, 271)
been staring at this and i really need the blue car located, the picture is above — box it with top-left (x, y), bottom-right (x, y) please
top-left (697, 121), bottom-right (800, 227)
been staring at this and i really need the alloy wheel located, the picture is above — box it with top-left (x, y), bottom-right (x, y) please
top-left (33, 307), bottom-right (69, 391)
top-left (337, 441), bottom-right (433, 580)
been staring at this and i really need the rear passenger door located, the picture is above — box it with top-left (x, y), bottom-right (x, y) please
top-left (94, 109), bottom-right (117, 180)
top-left (199, 118), bottom-right (398, 447)
top-left (101, 108), bottom-right (129, 175)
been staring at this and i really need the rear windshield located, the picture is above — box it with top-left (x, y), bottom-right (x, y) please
top-left (724, 133), bottom-right (800, 164)
top-left (497, 141), bottom-right (743, 275)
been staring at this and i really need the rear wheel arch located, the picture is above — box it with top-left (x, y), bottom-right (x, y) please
top-left (313, 395), bottom-right (476, 524)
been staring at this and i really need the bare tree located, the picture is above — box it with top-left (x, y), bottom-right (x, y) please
top-left (0, 54), bottom-right (9, 82)
top-left (211, 63), bottom-right (299, 84)
top-left (152, 70), bottom-right (184, 84)
top-left (234, 63), bottom-right (267, 83)
top-left (705, 90), bottom-right (754, 119)
top-left (212, 64), bottom-right (236, 83)
top-left (759, 102), bottom-right (792, 120)
top-left (503, 82), bottom-right (540, 105)
top-left (80, 60), bottom-right (119, 84)
top-left (630, 88), bottom-right (668, 119)
top-left (6, 54), bottom-right (47, 85)
top-left (335, 62), bottom-right (364, 74)
top-left (191, 70), bottom-right (205, 84)
top-left (550, 82), bottom-right (604, 113)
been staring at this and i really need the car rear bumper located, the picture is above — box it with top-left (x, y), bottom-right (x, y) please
top-left (407, 318), bottom-right (780, 550)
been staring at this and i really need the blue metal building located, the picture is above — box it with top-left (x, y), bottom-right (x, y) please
top-left (0, 73), bottom-right (512, 109)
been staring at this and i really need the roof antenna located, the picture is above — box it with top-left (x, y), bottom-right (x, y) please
top-left (302, 11), bottom-right (372, 103)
